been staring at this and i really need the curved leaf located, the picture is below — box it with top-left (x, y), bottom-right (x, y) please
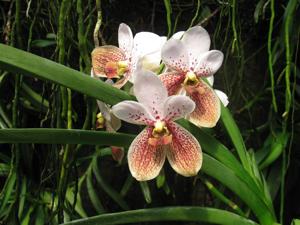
top-left (0, 44), bottom-right (134, 105)
top-left (0, 128), bottom-right (134, 147)
top-left (60, 207), bottom-right (258, 225)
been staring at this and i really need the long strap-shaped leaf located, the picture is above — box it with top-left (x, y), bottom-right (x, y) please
top-left (0, 128), bottom-right (134, 147)
top-left (60, 207), bottom-right (258, 225)
top-left (220, 105), bottom-right (251, 172)
top-left (178, 119), bottom-right (276, 218)
top-left (0, 44), bottom-right (134, 105)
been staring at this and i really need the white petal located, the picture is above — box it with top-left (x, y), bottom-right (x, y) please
top-left (134, 69), bottom-right (168, 119)
top-left (112, 101), bottom-right (155, 125)
top-left (132, 32), bottom-right (165, 59)
top-left (195, 50), bottom-right (224, 77)
top-left (215, 89), bottom-right (229, 107)
top-left (90, 68), bottom-right (95, 78)
top-left (171, 31), bottom-right (185, 40)
top-left (182, 26), bottom-right (211, 64)
top-left (118, 23), bottom-right (133, 58)
top-left (140, 51), bottom-right (161, 73)
top-left (163, 95), bottom-right (195, 121)
top-left (161, 39), bottom-right (189, 72)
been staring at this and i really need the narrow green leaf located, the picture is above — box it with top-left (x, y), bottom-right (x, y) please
top-left (0, 128), bottom-right (134, 147)
top-left (139, 181), bottom-right (152, 204)
top-left (178, 119), bottom-right (274, 215)
top-left (92, 156), bottom-right (130, 210)
top-left (0, 172), bottom-right (16, 217)
top-left (60, 207), bottom-right (259, 225)
top-left (21, 206), bottom-right (34, 225)
top-left (220, 105), bottom-right (250, 172)
top-left (31, 39), bottom-right (56, 48)
top-left (0, 44), bottom-right (134, 106)
top-left (34, 205), bottom-right (45, 225)
top-left (20, 82), bottom-right (49, 112)
top-left (18, 177), bottom-right (27, 218)
top-left (259, 132), bottom-right (289, 169)
top-left (65, 183), bottom-right (88, 218)
top-left (291, 219), bottom-right (300, 225)
top-left (202, 154), bottom-right (276, 225)
top-left (86, 167), bottom-right (105, 214)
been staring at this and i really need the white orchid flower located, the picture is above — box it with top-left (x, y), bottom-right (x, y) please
top-left (112, 69), bottom-right (202, 181)
top-left (160, 26), bottom-right (226, 128)
top-left (91, 23), bottom-right (166, 88)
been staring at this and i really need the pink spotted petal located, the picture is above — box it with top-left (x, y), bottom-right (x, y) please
top-left (181, 26), bottom-right (211, 64)
top-left (159, 71), bottom-right (185, 96)
top-left (91, 46), bottom-right (126, 78)
top-left (112, 101), bottom-right (155, 125)
top-left (134, 69), bottom-right (168, 119)
top-left (128, 127), bottom-right (166, 181)
top-left (166, 121), bottom-right (202, 176)
top-left (163, 95), bottom-right (195, 121)
top-left (185, 80), bottom-right (221, 128)
top-left (161, 39), bottom-right (189, 72)
top-left (118, 23), bottom-right (133, 58)
top-left (195, 50), bottom-right (224, 77)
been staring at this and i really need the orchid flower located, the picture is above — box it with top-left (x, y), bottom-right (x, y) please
top-left (91, 23), bottom-right (166, 88)
top-left (112, 69), bottom-right (202, 181)
top-left (160, 26), bottom-right (225, 127)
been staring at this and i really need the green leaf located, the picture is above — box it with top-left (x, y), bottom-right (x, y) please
top-left (31, 39), bottom-right (56, 48)
top-left (178, 120), bottom-right (274, 214)
top-left (259, 132), bottom-right (289, 169)
top-left (65, 182), bottom-right (88, 218)
top-left (220, 105), bottom-right (250, 173)
top-left (92, 155), bottom-right (130, 210)
top-left (202, 154), bottom-right (275, 225)
top-left (0, 44), bottom-right (134, 106)
top-left (139, 181), bottom-right (152, 204)
top-left (86, 167), bottom-right (105, 214)
top-left (291, 219), bottom-right (300, 225)
top-left (60, 207), bottom-right (259, 225)
top-left (0, 128), bottom-right (134, 147)
top-left (0, 171), bottom-right (16, 217)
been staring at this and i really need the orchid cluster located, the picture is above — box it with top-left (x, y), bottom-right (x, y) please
top-left (91, 23), bottom-right (228, 181)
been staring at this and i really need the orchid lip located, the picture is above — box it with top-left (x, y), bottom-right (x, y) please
top-left (183, 71), bottom-right (199, 86)
top-left (117, 60), bottom-right (129, 76)
top-left (148, 120), bottom-right (172, 146)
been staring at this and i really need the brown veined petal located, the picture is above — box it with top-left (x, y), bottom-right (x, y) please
top-left (160, 72), bottom-right (185, 96)
top-left (185, 79), bottom-right (221, 128)
top-left (128, 127), bottom-right (166, 181)
top-left (91, 45), bottom-right (126, 78)
top-left (166, 121), bottom-right (202, 177)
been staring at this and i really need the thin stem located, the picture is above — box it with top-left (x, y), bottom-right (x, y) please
top-left (267, 0), bottom-right (278, 112)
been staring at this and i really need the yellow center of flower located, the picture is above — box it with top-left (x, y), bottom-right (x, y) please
top-left (117, 60), bottom-right (129, 76)
top-left (96, 112), bottom-right (105, 129)
top-left (183, 71), bottom-right (199, 86)
top-left (149, 121), bottom-right (172, 146)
